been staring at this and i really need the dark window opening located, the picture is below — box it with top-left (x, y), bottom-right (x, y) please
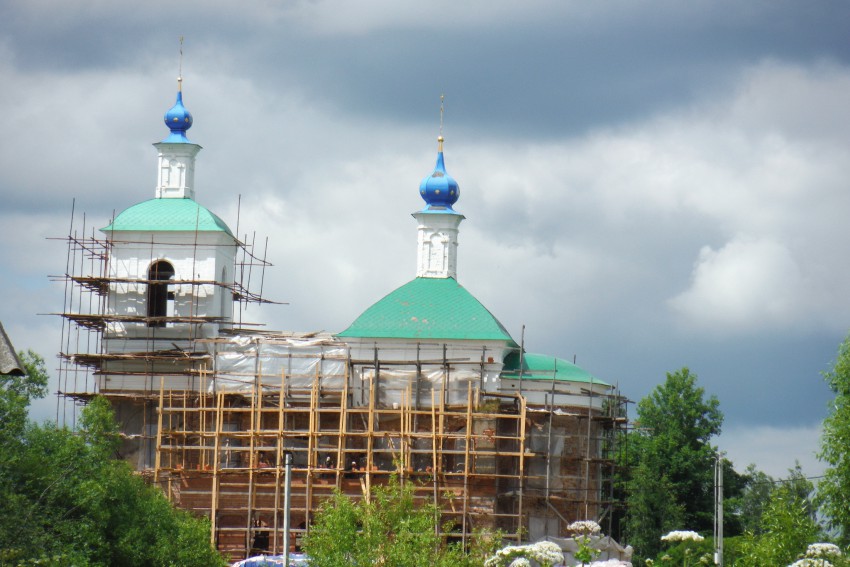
top-left (251, 517), bottom-right (270, 554)
top-left (147, 260), bottom-right (175, 328)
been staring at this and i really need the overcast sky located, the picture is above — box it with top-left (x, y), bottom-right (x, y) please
top-left (1, 0), bottom-right (848, 479)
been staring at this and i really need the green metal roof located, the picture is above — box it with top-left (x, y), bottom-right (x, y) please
top-left (101, 198), bottom-right (233, 236)
top-left (337, 277), bottom-right (517, 345)
top-left (502, 352), bottom-right (610, 386)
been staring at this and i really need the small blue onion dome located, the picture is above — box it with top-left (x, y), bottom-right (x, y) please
top-left (419, 136), bottom-right (460, 211)
top-left (162, 87), bottom-right (193, 143)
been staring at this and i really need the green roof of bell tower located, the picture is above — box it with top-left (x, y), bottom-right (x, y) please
top-left (101, 198), bottom-right (233, 235)
top-left (338, 277), bottom-right (517, 345)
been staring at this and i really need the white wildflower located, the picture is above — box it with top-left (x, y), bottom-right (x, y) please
top-left (485, 545), bottom-right (522, 566)
top-left (660, 530), bottom-right (704, 543)
top-left (527, 541), bottom-right (564, 564)
top-left (485, 541), bottom-right (563, 567)
top-left (568, 520), bottom-right (602, 535)
top-left (805, 543), bottom-right (842, 559)
top-left (788, 559), bottom-right (833, 567)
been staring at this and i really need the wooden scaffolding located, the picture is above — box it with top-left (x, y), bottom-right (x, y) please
top-left (148, 341), bottom-right (626, 561)
top-left (153, 367), bottom-right (528, 558)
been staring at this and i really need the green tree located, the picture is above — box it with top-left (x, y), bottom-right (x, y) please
top-left (0, 350), bottom-right (49, 446)
top-left (735, 466), bottom-right (821, 567)
top-left (301, 489), bottom-right (361, 566)
top-left (702, 457), bottom-right (749, 541)
top-left (304, 475), bottom-right (488, 567)
top-left (818, 333), bottom-right (850, 545)
top-left (735, 464), bottom-right (776, 536)
top-left (0, 351), bottom-right (225, 566)
top-left (620, 368), bottom-right (722, 559)
top-left (622, 462), bottom-right (684, 561)
top-left (15, 349), bottom-right (50, 399)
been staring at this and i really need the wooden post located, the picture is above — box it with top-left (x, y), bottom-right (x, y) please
top-left (167, 389), bottom-right (174, 499)
top-left (584, 377), bottom-right (594, 518)
top-left (366, 371), bottom-right (376, 500)
top-left (245, 380), bottom-right (258, 558)
top-left (182, 388), bottom-right (188, 470)
top-left (273, 369), bottom-right (286, 554)
top-left (517, 394), bottom-right (527, 542)
top-left (431, 389), bottom-right (439, 534)
top-left (402, 385), bottom-right (411, 476)
top-left (461, 382), bottom-right (473, 544)
top-left (200, 368), bottom-right (207, 470)
top-left (283, 453), bottom-right (293, 563)
top-left (438, 368), bottom-right (446, 477)
top-left (306, 367), bottom-right (319, 530)
top-left (335, 360), bottom-right (349, 488)
top-left (154, 375), bottom-right (165, 485)
top-left (210, 392), bottom-right (224, 547)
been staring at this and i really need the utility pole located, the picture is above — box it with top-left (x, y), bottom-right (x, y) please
top-left (714, 453), bottom-right (724, 566)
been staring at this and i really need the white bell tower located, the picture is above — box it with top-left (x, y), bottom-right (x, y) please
top-left (414, 134), bottom-right (464, 279)
top-left (101, 77), bottom-right (238, 364)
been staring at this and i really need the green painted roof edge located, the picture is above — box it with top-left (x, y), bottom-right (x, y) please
top-left (501, 351), bottom-right (610, 386)
top-left (101, 198), bottom-right (233, 236)
top-left (337, 277), bottom-right (518, 346)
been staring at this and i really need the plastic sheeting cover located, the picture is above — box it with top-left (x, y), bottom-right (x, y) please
top-left (356, 367), bottom-right (500, 407)
top-left (208, 335), bottom-right (500, 408)
top-left (210, 336), bottom-right (347, 394)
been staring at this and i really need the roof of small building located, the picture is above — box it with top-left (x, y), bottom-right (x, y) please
top-left (501, 351), bottom-right (610, 386)
top-left (101, 198), bottom-right (233, 235)
top-left (0, 322), bottom-right (24, 376)
top-left (337, 277), bottom-right (518, 345)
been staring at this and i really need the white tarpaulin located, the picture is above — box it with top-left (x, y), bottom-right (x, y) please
top-left (205, 333), bottom-right (497, 408)
top-left (209, 335), bottom-right (348, 394)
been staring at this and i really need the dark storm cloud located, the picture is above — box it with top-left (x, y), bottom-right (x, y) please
top-left (3, 1), bottom-right (849, 139)
top-left (567, 325), bottom-right (836, 429)
top-left (234, 0), bottom-right (850, 138)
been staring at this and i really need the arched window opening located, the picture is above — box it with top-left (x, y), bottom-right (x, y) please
top-left (147, 260), bottom-right (175, 328)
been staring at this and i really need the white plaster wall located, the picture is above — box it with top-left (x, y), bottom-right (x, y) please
top-left (412, 212), bottom-right (464, 279)
top-left (98, 373), bottom-right (204, 393)
top-left (499, 378), bottom-right (612, 410)
top-left (154, 142), bottom-right (201, 199)
top-left (103, 230), bottom-right (236, 344)
top-left (343, 336), bottom-right (513, 392)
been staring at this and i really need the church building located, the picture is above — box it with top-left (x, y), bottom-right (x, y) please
top-left (57, 78), bottom-right (627, 560)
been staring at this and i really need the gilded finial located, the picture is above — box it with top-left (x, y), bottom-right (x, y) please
top-left (438, 94), bottom-right (445, 152)
top-left (178, 36), bottom-right (184, 91)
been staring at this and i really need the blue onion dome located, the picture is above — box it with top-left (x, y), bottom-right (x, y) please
top-left (419, 135), bottom-right (460, 211)
top-left (162, 82), bottom-right (193, 143)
